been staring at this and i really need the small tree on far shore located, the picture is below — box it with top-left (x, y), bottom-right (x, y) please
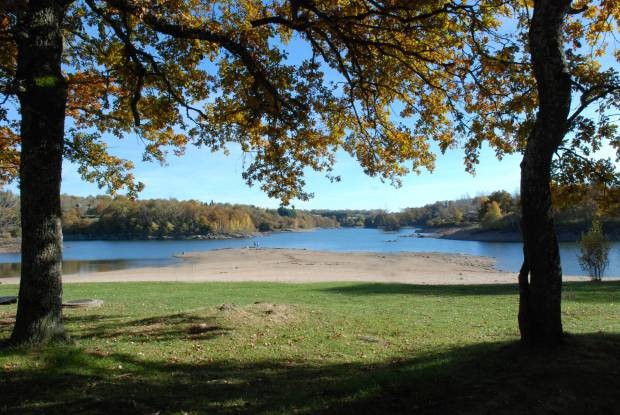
top-left (382, 216), bottom-right (401, 232)
top-left (481, 201), bottom-right (503, 230)
top-left (578, 220), bottom-right (610, 282)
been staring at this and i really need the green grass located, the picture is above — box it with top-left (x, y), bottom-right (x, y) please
top-left (1, 281), bottom-right (619, 414)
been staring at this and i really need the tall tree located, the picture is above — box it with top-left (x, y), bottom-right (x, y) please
top-left (10, 0), bottom-right (69, 343)
top-left (509, 0), bottom-right (619, 345)
top-left (1, 1), bottom-right (618, 346)
top-left (517, 0), bottom-right (573, 344)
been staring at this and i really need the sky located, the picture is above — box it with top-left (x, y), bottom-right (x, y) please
top-left (51, 138), bottom-right (523, 211)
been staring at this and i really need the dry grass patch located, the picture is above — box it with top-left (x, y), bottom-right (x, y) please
top-left (215, 302), bottom-right (304, 326)
top-left (87, 302), bottom-right (309, 344)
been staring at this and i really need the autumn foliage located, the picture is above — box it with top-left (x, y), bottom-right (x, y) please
top-left (1, 1), bottom-right (618, 204)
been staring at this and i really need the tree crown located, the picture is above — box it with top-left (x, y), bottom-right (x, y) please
top-left (1, 1), bottom-right (618, 204)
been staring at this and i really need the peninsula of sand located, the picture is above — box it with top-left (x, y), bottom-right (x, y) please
top-left (0, 248), bottom-right (587, 285)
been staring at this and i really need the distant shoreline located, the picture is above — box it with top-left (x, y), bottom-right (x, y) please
top-left (0, 228), bottom-right (331, 255)
top-left (3, 224), bottom-right (619, 255)
top-left (63, 226), bottom-right (332, 241)
top-left (421, 225), bottom-right (620, 243)
top-left (0, 239), bottom-right (20, 254)
top-left (63, 231), bottom-right (257, 242)
top-left (0, 233), bottom-right (256, 254)
top-left (419, 226), bottom-right (523, 242)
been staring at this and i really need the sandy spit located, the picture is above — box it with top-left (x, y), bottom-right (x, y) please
top-left (0, 248), bottom-right (587, 285)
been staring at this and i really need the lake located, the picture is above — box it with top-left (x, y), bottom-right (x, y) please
top-left (1, 228), bottom-right (619, 278)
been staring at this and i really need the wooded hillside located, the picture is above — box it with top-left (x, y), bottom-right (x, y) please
top-left (0, 191), bottom-right (338, 240)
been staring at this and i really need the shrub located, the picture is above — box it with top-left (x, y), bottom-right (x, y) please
top-left (383, 216), bottom-right (401, 231)
top-left (493, 212), bottom-right (521, 232)
top-left (578, 219), bottom-right (610, 282)
top-left (481, 201), bottom-right (503, 229)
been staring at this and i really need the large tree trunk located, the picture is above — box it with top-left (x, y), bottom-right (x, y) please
top-left (10, 0), bottom-right (68, 345)
top-left (518, 0), bottom-right (572, 346)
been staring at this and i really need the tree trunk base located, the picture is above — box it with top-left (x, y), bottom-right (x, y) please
top-left (10, 316), bottom-right (69, 346)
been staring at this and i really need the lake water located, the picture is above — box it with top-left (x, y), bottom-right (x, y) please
top-left (1, 228), bottom-right (619, 278)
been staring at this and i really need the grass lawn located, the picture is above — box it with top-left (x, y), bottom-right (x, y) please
top-left (1, 281), bottom-right (619, 414)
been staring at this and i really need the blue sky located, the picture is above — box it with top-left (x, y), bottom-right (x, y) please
top-left (54, 138), bottom-right (522, 211)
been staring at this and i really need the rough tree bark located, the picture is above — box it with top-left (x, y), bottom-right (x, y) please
top-left (10, 0), bottom-right (69, 345)
top-left (518, 0), bottom-right (572, 346)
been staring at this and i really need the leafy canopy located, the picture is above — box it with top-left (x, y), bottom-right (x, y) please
top-left (1, 1), bottom-right (619, 204)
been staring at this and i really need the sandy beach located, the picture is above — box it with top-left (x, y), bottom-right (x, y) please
top-left (0, 248), bottom-right (587, 285)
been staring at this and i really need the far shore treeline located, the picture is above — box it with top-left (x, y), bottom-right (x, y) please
top-left (312, 190), bottom-right (620, 240)
top-left (0, 189), bottom-right (619, 241)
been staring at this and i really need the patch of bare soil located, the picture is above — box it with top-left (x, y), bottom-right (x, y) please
top-left (215, 302), bottom-right (303, 325)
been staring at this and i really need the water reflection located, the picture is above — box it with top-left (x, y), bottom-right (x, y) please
top-left (0, 258), bottom-right (177, 278)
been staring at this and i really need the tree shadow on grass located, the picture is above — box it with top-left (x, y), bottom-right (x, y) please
top-left (1, 333), bottom-right (618, 414)
top-left (320, 281), bottom-right (620, 303)
top-left (319, 282), bottom-right (519, 297)
top-left (63, 312), bottom-right (231, 342)
top-left (562, 281), bottom-right (620, 304)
